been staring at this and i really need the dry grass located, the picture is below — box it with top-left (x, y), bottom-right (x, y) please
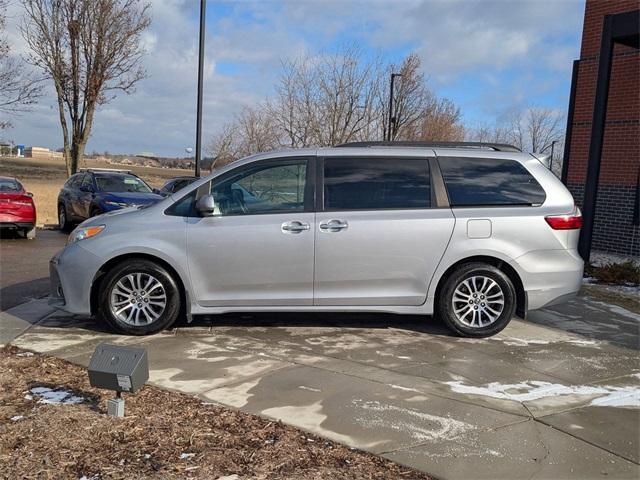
top-left (0, 156), bottom-right (188, 226)
top-left (0, 345), bottom-right (431, 480)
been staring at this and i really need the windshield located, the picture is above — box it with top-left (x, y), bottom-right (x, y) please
top-left (0, 178), bottom-right (22, 192)
top-left (95, 174), bottom-right (152, 193)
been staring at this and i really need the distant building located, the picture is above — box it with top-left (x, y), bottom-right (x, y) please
top-left (24, 146), bottom-right (64, 161)
top-left (562, 0), bottom-right (639, 259)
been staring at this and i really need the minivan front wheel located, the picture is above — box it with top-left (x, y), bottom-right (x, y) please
top-left (437, 263), bottom-right (516, 337)
top-left (98, 259), bottom-right (181, 335)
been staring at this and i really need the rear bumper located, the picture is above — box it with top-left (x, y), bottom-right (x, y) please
top-left (513, 249), bottom-right (584, 311)
top-left (0, 221), bottom-right (35, 230)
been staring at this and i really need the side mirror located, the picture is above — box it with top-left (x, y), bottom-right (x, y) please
top-left (195, 194), bottom-right (216, 217)
top-left (152, 188), bottom-right (162, 195)
top-left (25, 192), bottom-right (33, 197)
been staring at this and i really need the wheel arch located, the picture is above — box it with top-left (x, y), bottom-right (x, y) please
top-left (90, 252), bottom-right (190, 320)
top-left (433, 255), bottom-right (526, 319)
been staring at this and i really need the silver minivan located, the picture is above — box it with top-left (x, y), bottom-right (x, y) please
top-left (50, 142), bottom-right (584, 337)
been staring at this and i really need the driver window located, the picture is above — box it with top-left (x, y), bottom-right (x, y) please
top-left (211, 160), bottom-right (307, 216)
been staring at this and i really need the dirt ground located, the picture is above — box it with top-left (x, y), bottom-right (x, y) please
top-left (0, 345), bottom-right (432, 480)
top-left (0, 156), bottom-right (190, 226)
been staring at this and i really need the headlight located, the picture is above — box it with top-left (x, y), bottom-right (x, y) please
top-left (103, 201), bottom-right (130, 208)
top-left (67, 225), bottom-right (105, 245)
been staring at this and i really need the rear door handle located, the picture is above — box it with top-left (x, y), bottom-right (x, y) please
top-left (319, 219), bottom-right (348, 232)
top-left (282, 221), bottom-right (310, 233)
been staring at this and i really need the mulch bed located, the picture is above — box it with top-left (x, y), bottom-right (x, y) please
top-left (0, 345), bottom-right (432, 479)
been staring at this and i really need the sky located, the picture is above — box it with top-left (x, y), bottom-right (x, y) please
top-left (3, 0), bottom-right (585, 157)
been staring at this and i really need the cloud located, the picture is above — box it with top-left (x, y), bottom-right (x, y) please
top-left (2, 0), bottom-right (583, 156)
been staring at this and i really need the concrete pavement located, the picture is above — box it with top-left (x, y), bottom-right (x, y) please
top-left (2, 292), bottom-right (638, 479)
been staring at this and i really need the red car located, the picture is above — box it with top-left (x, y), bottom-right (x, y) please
top-left (0, 176), bottom-right (36, 239)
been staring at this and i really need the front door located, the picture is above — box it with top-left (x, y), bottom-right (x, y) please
top-left (187, 157), bottom-right (315, 307)
top-left (314, 156), bottom-right (455, 306)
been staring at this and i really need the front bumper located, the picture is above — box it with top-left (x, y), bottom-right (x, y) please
top-left (49, 243), bottom-right (103, 315)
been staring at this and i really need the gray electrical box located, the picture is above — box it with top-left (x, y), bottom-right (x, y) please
top-left (88, 344), bottom-right (149, 393)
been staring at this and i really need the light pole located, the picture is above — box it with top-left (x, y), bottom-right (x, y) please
top-left (387, 73), bottom-right (402, 141)
top-left (194, 0), bottom-right (207, 177)
top-left (549, 140), bottom-right (557, 171)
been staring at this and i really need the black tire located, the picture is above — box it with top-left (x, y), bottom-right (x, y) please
top-left (98, 259), bottom-right (181, 335)
top-left (436, 262), bottom-right (516, 338)
top-left (58, 203), bottom-right (71, 232)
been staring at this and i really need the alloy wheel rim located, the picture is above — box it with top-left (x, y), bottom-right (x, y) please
top-left (452, 275), bottom-right (504, 328)
top-left (110, 273), bottom-right (166, 326)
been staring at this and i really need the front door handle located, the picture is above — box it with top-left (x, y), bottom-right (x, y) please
top-left (319, 219), bottom-right (348, 232)
top-left (282, 221), bottom-right (310, 233)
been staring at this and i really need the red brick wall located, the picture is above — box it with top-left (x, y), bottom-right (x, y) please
top-left (565, 0), bottom-right (639, 256)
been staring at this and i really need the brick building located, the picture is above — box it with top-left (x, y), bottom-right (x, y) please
top-left (562, 0), bottom-right (639, 260)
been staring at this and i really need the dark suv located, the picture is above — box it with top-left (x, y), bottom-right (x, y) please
top-left (57, 169), bottom-right (162, 231)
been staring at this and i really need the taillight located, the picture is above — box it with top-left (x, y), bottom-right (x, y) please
top-left (545, 213), bottom-right (583, 230)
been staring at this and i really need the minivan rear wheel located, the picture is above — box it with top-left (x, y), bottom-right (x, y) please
top-left (437, 262), bottom-right (516, 337)
top-left (98, 259), bottom-right (181, 335)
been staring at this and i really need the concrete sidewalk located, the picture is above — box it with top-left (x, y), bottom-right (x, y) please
top-left (2, 293), bottom-right (639, 479)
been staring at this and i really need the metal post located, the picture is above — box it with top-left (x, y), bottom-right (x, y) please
top-left (579, 15), bottom-right (614, 262)
top-left (387, 73), bottom-right (401, 141)
top-left (194, 0), bottom-right (207, 178)
top-left (549, 140), bottom-right (557, 171)
top-left (561, 60), bottom-right (580, 185)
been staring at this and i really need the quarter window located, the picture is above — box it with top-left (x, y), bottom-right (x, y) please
top-left (438, 157), bottom-right (546, 207)
top-left (323, 158), bottom-right (430, 210)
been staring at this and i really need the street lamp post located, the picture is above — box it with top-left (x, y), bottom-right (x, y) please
top-left (549, 140), bottom-right (557, 171)
top-left (387, 73), bottom-right (402, 141)
top-left (194, 0), bottom-right (207, 177)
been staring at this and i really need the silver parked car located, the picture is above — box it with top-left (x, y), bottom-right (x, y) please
top-left (50, 142), bottom-right (584, 337)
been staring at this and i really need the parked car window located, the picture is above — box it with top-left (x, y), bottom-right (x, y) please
top-left (95, 174), bottom-right (153, 193)
top-left (81, 174), bottom-right (94, 189)
top-left (324, 158), bottom-right (430, 210)
top-left (211, 160), bottom-right (308, 216)
top-left (0, 178), bottom-right (21, 192)
top-left (65, 173), bottom-right (83, 188)
top-left (438, 157), bottom-right (546, 207)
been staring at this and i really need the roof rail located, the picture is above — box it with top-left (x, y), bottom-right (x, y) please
top-left (335, 141), bottom-right (521, 152)
top-left (79, 167), bottom-right (133, 174)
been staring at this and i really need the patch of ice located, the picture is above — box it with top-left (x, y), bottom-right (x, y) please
top-left (388, 384), bottom-right (422, 394)
top-left (10, 415), bottom-right (24, 421)
top-left (24, 394), bottom-right (33, 401)
top-left (298, 385), bottom-right (322, 393)
top-left (30, 387), bottom-right (85, 405)
top-left (180, 453), bottom-right (195, 459)
top-left (445, 379), bottom-right (640, 407)
top-left (16, 352), bottom-right (34, 357)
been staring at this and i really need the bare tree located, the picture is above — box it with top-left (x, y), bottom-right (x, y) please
top-left (209, 47), bottom-right (464, 163)
top-left (21, 0), bottom-right (150, 175)
top-left (0, 0), bottom-right (41, 129)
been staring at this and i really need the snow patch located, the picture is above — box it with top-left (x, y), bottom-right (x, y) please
top-left (445, 379), bottom-right (640, 407)
top-left (30, 387), bottom-right (85, 405)
top-left (353, 399), bottom-right (475, 442)
top-left (10, 415), bottom-right (24, 422)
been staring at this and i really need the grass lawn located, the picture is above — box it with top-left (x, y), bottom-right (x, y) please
top-left (0, 156), bottom-right (191, 226)
top-left (0, 346), bottom-right (432, 479)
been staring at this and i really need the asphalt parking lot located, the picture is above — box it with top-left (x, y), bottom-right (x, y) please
top-left (1, 233), bottom-right (639, 479)
top-left (0, 229), bottom-right (67, 310)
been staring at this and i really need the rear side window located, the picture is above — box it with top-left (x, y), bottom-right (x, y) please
top-left (324, 158), bottom-right (430, 210)
top-left (438, 157), bottom-right (546, 207)
top-left (65, 173), bottom-right (83, 188)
